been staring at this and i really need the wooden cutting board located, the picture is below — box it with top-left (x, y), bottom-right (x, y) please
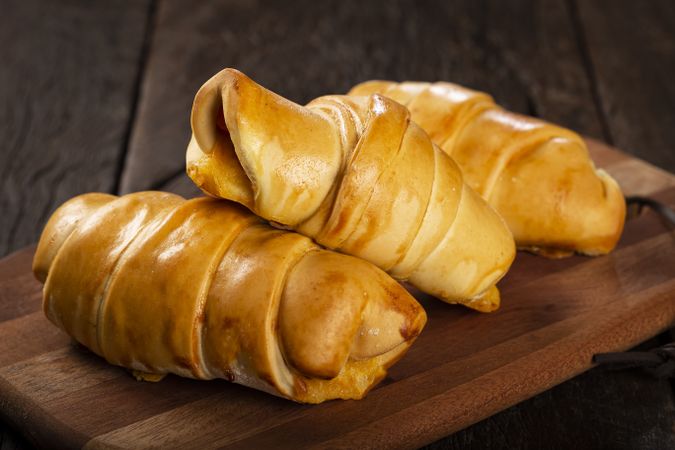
top-left (1, 139), bottom-right (674, 449)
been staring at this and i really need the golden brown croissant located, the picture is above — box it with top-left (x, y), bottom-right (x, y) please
top-left (348, 80), bottom-right (626, 257)
top-left (187, 69), bottom-right (515, 312)
top-left (33, 192), bottom-right (426, 403)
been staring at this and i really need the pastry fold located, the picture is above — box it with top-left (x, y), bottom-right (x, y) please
top-left (349, 80), bottom-right (626, 257)
top-left (33, 192), bottom-right (426, 403)
top-left (187, 69), bottom-right (515, 312)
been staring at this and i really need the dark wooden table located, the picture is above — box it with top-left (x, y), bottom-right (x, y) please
top-left (2, 1), bottom-right (674, 448)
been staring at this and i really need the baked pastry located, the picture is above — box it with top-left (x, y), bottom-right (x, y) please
top-left (33, 192), bottom-right (426, 403)
top-left (348, 80), bottom-right (626, 257)
top-left (187, 69), bottom-right (515, 312)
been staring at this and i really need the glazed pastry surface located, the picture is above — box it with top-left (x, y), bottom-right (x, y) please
top-left (187, 69), bottom-right (515, 312)
top-left (33, 192), bottom-right (426, 403)
top-left (349, 80), bottom-right (626, 257)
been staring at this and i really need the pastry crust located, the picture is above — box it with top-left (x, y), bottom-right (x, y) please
top-left (33, 192), bottom-right (426, 403)
top-left (349, 80), bottom-right (626, 256)
top-left (187, 69), bottom-right (515, 312)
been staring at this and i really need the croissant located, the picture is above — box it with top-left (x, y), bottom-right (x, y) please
top-left (186, 69), bottom-right (515, 312)
top-left (348, 80), bottom-right (626, 257)
top-left (32, 192), bottom-right (426, 404)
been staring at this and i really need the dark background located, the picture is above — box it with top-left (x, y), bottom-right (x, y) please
top-left (1, 0), bottom-right (674, 448)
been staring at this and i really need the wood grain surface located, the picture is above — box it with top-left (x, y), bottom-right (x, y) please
top-left (577, 0), bottom-right (675, 170)
top-left (0, 0), bottom-right (152, 258)
top-left (1, 142), bottom-right (674, 449)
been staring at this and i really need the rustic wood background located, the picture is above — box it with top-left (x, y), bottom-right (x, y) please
top-left (1, 0), bottom-right (674, 448)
